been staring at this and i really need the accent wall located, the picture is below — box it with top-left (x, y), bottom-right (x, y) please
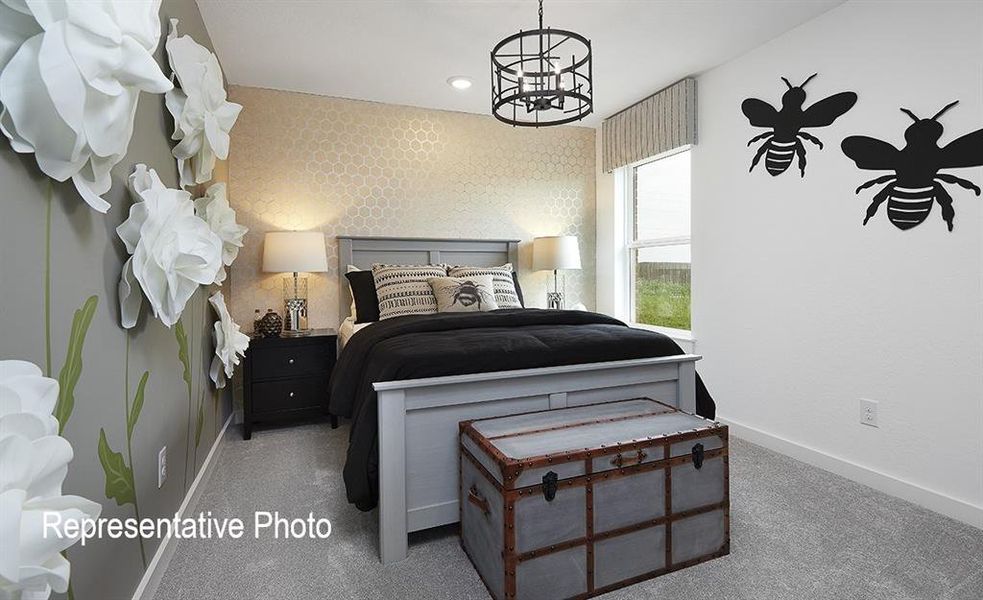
top-left (0, 1), bottom-right (234, 598)
top-left (226, 87), bottom-right (597, 329)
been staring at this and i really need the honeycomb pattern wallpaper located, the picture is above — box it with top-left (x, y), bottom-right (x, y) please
top-left (227, 86), bottom-right (597, 329)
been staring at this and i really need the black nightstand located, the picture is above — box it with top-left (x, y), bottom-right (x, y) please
top-left (242, 328), bottom-right (338, 440)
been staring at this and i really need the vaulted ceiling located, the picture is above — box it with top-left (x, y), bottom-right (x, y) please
top-left (197, 0), bottom-right (844, 127)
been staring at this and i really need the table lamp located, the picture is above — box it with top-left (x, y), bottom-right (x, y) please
top-left (532, 236), bottom-right (581, 309)
top-left (262, 231), bottom-right (328, 335)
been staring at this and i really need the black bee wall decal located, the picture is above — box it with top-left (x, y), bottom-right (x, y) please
top-left (841, 101), bottom-right (983, 232)
top-left (742, 74), bottom-right (857, 177)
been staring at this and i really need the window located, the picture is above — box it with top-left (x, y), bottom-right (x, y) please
top-left (627, 149), bottom-right (691, 331)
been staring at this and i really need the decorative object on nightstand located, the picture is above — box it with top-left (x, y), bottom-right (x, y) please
top-left (255, 309), bottom-right (283, 338)
top-left (262, 231), bottom-right (328, 335)
top-left (533, 235), bottom-right (581, 309)
top-left (242, 328), bottom-right (338, 440)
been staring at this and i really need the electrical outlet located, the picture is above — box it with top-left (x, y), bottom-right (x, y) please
top-left (859, 399), bottom-right (878, 428)
top-left (158, 446), bottom-right (167, 488)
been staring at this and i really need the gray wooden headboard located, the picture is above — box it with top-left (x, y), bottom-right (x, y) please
top-left (337, 236), bottom-right (519, 324)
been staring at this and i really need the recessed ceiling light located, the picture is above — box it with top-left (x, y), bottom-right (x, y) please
top-left (447, 76), bottom-right (473, 90)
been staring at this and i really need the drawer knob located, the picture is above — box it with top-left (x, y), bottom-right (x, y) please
top-left (289, 392), bottom-right (295, 397)
top-left (288, 358), bottom-right (295, 364)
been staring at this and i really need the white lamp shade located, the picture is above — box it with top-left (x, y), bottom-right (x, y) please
top-left (532, 236), bottom-right (581, 271)
top-left (262, 231), bottom-right (329, 273)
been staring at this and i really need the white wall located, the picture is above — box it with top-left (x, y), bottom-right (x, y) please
top-left (691, 0), bottom-right (982, 525)
top-left (595, 132), bottom-right (627, 319)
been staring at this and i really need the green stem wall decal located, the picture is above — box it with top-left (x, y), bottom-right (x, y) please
top-left (213, 387), bottom-right (221, 439)
top-left (44, 179), bottom-right (52, 376)
top-left (194, 388), bottom-right (205, 467)
top-left (174, 318), bottom-right (193, 489)
top-left (193, 292), bottom-right (213, 466)
top-left (42, 181), bottom-right (82, 600)
top-left (54, 295), bottom-right (98, 435)
top-left (98, 342), bottom-right (149, 569)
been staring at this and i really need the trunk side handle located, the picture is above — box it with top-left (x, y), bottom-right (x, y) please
top-left (542, 471), bottom-right (559, 502)
top-left (467, 485), bottom-right (490, 516)
top-left (692, 443), bottom-right (705, 469)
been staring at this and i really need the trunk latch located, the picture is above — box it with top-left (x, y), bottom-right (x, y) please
top-left (542, 471), bottom-right (558, 502)
top-left (692, 443), bottom-right (705, 469)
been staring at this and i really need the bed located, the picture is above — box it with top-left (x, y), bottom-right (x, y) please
top-left (338, 316), bottom-right (369, 348)
top-left (329, 236), bottom-right (710, 564)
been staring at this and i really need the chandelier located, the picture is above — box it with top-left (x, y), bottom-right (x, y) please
top-left (490, 0), bottom-right (593, 127)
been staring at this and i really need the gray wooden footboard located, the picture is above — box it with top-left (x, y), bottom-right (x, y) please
top-left (374, 354), bottom-right (701, 564)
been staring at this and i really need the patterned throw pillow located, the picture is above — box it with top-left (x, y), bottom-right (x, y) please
top-left (372, 264), bottom-right (448, 320)
top-left (447, 264), bottom-right (523, 308)
top-left (428, 276), bottom-right (499, 313)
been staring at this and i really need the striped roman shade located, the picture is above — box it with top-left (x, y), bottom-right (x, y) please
top-left (602, 78), bottom-right (697, 172)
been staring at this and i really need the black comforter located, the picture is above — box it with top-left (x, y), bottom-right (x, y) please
top-left (328, 309), bottom-right (714, 510)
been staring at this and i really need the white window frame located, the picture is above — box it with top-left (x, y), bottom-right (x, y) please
top-left (622, 146), bottom-right (694, 342)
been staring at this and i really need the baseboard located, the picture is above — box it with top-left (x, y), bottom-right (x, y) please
top-left (719, 415), bottom-right (983, 530)
top-left (131, 414), bottom-right (233, 600)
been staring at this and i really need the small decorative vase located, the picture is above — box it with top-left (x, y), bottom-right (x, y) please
top-left (256, 309), bottom-right (283, 338)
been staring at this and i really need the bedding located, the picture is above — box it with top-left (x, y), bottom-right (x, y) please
top-left (338, 317), bottom-right (372, 348)
top-left (511, 271), bottom-right (524, 306)
top-left (372, 264), bottom-right (447, 320)
top-left (447, 263), bottom-right (523, 308)
top-left (328, 308), bottom-right (715, 510)
top-left (428, 275), bottom-right (498, 312)
top-left (346, 265), bottom-right (361, 319)
top-left (346, 269), bottom-right (380, 323)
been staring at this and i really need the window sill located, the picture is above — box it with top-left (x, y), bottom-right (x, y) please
top-left (629, 322), bottom-right (696, 344)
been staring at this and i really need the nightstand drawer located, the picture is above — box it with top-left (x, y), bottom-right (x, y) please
top-left (252, 376), bottom-right (327, 414)
top-left (250, 344), bottom-right (332, 380)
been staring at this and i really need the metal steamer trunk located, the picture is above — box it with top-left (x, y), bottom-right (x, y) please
top-left (459, 398), bottom-right (730, 600)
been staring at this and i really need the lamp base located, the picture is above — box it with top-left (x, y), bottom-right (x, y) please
top-left (283, 297), bottom-right (309, 333)
top-left (546, 292), bottom-right (564, 310)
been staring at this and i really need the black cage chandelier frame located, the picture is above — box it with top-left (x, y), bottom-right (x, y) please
top-left (490, 0), bottom-right (594, 127)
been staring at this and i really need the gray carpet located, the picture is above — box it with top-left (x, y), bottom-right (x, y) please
top-left (153, 422), bottom-right (983, 600)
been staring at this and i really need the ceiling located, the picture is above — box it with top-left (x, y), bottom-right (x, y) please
top-left (196, 0), bottom-right (844, 128)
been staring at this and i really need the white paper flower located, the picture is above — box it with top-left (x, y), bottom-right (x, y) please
top-left (0, 0), bottom-right (173, 212)
top-left (117, 164), bottom-right (223, 329)
top-left (0, 360), bottom-right (102, 600)
top-left (207, 292), bottom-right (249, 389)
top-left (165, 19), bottom-right (242, 188)
top-left (195, 183), bottom-right (247, 285)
